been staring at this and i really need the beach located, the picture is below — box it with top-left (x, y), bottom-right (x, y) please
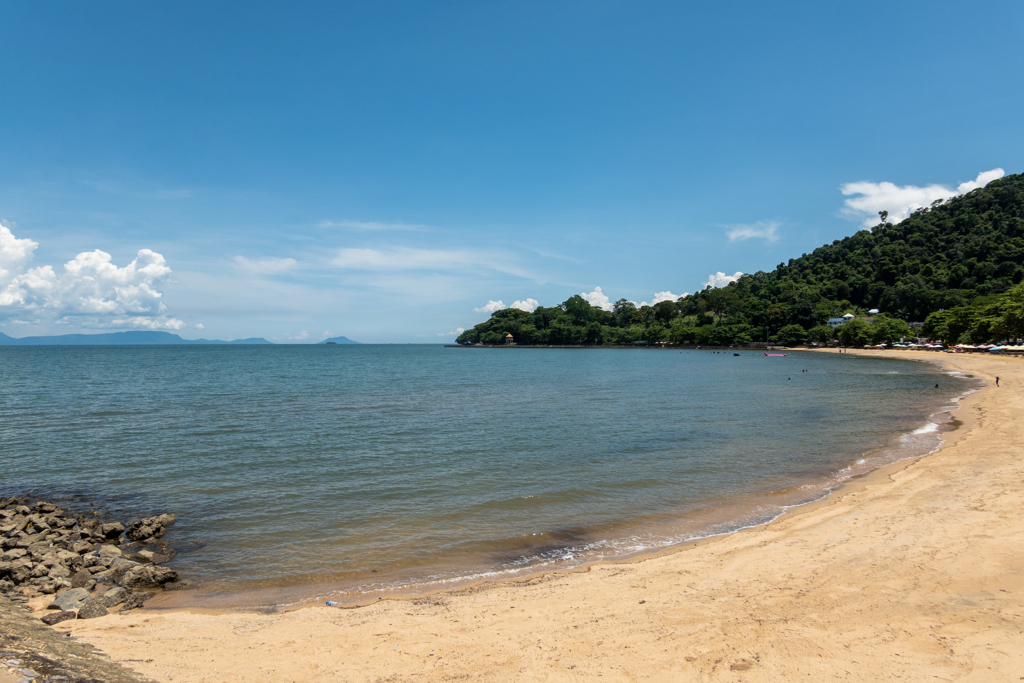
top-left (32, 349), bottom-right (1024, 681)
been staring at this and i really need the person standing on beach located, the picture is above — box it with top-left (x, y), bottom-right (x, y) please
top-left (996, 376), bottom-right (1000, 387)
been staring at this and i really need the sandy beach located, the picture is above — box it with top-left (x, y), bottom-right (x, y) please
top-left (38, 349), bottom-right (1024, 682)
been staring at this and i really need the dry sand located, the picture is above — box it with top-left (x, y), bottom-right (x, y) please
top-left (41, 350), bottom-right (1024, 681)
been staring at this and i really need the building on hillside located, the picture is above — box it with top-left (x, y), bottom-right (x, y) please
top-left (504, 334), bottom-right (514, 345)
top-left (827, 313), bottom-right (856, 328)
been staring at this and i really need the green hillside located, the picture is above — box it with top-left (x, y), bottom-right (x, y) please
top-left (457, 172), bottom-right (1024, 346)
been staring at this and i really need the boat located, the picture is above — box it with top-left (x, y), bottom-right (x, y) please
top-left (765, 353), bottom-right (788, 357)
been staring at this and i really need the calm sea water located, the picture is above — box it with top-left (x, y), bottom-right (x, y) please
top-left (0, 345), bottom-right (970, 608)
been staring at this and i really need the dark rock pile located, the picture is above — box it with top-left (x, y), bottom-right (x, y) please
top-left (0, 496), bottom-right (181, 621)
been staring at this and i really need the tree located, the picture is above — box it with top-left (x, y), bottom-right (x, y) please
top-left (806, 325), bottom-right (836, 345)
top-left (706, 288), bottom-right (740, 324)
top-left (870, 316), bottom-right (911, 345)
top-left (562, 295), bottom-right (594, 326)
top-left (836, 319), bottom-right (872, 347)
top-left (774, 324), bottom-right (808, 347)
top-left (612, 299), bottom-right (637, 327)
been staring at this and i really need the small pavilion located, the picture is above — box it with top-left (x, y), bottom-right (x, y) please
top-left (504, 334), bottom-right (514, 345)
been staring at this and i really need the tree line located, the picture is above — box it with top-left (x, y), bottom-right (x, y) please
top-left (457, 173), bottom-right (1024, 346)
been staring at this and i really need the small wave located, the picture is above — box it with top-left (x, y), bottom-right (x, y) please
top-left (911, 422), bottom-right (939, 435)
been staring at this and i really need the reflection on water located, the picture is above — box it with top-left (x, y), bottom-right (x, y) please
top-left (0, 345), bottom-right (973, 608)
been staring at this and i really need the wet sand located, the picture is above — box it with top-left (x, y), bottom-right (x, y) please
top-left (42, 349), bottom-right (1024, 681)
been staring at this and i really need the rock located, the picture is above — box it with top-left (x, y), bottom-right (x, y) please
top-left (119, 591), bottom-right (153, 613)
top-left (109, 557), bottom-right (140, 572)
top-left (47, 564), bottom-right (71, 580)
top-left (102, 586), bottom-right (128, 607)
top-left (76, 597), bottom-right (109, 619)
top-left (120, 565), bottom-right (178, 590)
top-left (49, 587), bottom-right (91, 611)
top-left (100, 522), bottom-right (124, 539)
top-left (70, 568), bottom-right (93, 588)
top-left (133, 550), bottom-right (158, 564)
top-left (97, 545), bottom-right (122, 559)
top-left (71, 540), bottom-right (93, 554)
top-left (41, 610), bottom-right (77, 626)
top-left (0, 561), bottom-right (11, 579)
top-left (35, 502), bottom-right (57, 513)
top-left (125, 514), bottom-right (175, 542)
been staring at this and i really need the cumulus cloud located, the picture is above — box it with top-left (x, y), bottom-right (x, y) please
top-left (703, 271), bottom-right (743, 289)
top-left (233, 256), bottom-right (297, 274)
top-left (437, 327), bottom-right (466, 337)
top-left (726, 221), bottom-right (780, 243)
top-left (956, 168), bottom-right (1005, 194)
top-left (0, 224), bottom-right (183, 329)
top-left (581, 287), bottom-right (612, 311)
top-left (195, 323), bottom-right (204, 330)
top-left (474, 300), bottom-right (505, 314)
top-left (290, 330), bottom-right (309, 341)
top-left (640, 291), bottom-right (688, 307)
top-left (510, 298), bottom-right (539, 312)
top-left (841, 168), bottom-right (1005, 228)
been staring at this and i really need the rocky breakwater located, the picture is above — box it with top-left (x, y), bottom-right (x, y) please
top-left (0, 496), bottom-right (182, 624)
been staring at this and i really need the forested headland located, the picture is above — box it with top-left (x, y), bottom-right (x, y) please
top-left (456, 172), bottom-right (1024, 347)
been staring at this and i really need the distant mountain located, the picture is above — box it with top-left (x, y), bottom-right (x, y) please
top-left (319, 336), bottom-right (360, 344)
top-left (0, 331), bottom-right (273, 346)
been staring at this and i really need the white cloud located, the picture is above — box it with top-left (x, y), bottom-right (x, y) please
top-left (332, 247), bottom-right (530, 279)
top-left (640, 291), bottom-right (688, 307)
top-left (956, 168), bottom-right (1005, 194)
top-left (841, 168), bottom-right (1005, 228)
top-left (703, 271), bottom-right (743, 289)
top-left (437, 327), bottom-right (466, 337)
top-left (233, 255), bottom-right (297, 274)
top-left (320, 330), bottom-right (332, 341)
top-left (474, 300), bottom-right (505, 314)
top-left (318, 220), bottom-right (429, 232)
top-left (0, 224), bottom-right (183, 329)
top-left (726, 221), bottom-right (780, 243)
top-left (510, 298), bottom-right (539, 312)
top-left (110, 316), bottom-right (186, 331)
top-left (289, 330), bottom-right (309, 341)
top-left (581, 286), bottom-right (612, 311)
top-left (195, 323), bottom-right (204, 330)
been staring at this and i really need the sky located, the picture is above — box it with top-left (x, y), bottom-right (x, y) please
top-left (0, 1), bottom-right (1021, 343)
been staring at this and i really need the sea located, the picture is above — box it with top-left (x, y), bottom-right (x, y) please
top-left (0, 345), bottom-right (976, 609)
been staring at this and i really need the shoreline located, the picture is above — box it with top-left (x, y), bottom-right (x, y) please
top-left (34, 349), bottom-right (1024, 681)
top-left (140, 351), bottom-right (965, 612)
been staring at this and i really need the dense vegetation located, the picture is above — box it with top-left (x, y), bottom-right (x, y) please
top-left (457, 173), bottom-right (1024, 346)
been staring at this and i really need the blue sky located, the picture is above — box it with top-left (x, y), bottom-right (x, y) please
top-left (1, 1), bottom-right (1021, 342)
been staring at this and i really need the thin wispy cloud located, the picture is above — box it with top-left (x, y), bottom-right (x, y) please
top-left (318, 220), bottom-right (429, 232)
top-left (233, 255), bottom-right (298, 274)
top-left (332, 247), bottom-right (533, 279)
top-left (726, 221), bottom-right (780, 243)
top-left (841, 168), bottom-right (1005, 228)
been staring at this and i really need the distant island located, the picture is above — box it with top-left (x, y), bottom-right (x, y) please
top-left (0, 331), bottom-right (273, 346)
top-left (457, 172), bottom-right (1024, 347)
top-left (319, 336), bottom-right (360, 344)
